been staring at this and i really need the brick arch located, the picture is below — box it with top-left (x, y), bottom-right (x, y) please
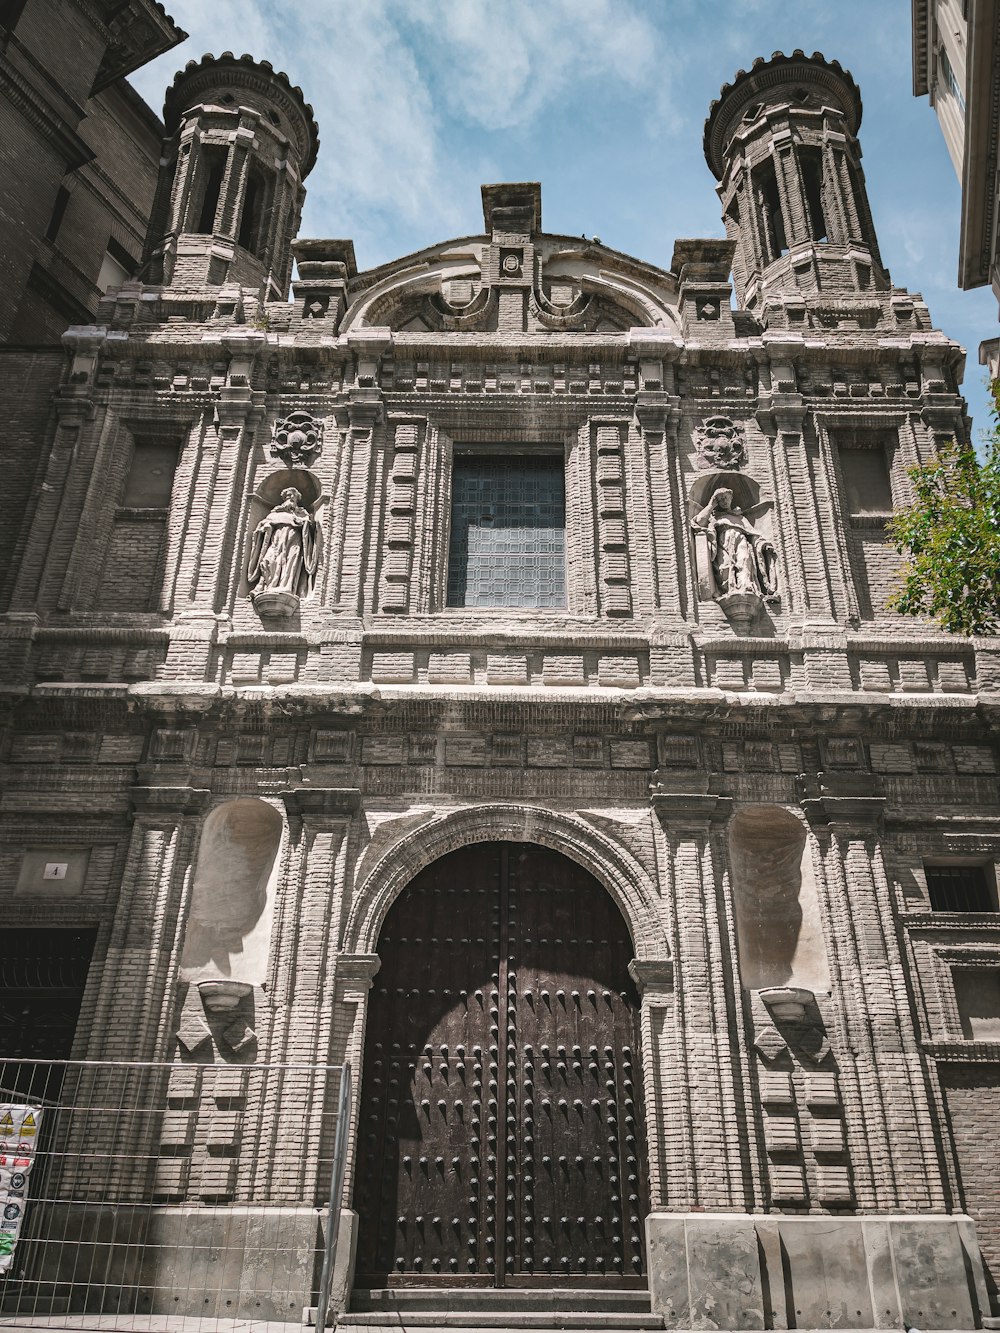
top-left (345, 802), bottom-right (668, 959)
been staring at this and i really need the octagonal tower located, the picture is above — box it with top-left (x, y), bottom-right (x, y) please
top-left (705, 50), bottom-right (886, 314)
top-left (143, 52), bottom-right (319, 299)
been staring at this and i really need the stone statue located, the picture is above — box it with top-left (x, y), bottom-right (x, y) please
top-left (691, 487), bottom-right (777, 601)
top-left (269, 410), bottom-right (323, 467)
top-left (247, 487), bottom-right (318, 608)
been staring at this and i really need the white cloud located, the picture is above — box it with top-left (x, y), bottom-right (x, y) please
top-left (401, 0), bottom-right (675, 132)
top-left (128, 0), bottom-right (680, 264)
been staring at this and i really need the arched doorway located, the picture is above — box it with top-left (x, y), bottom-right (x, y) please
top-left (354, 841), bottom-right (649, 1287)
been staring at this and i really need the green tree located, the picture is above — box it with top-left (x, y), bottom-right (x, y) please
top-left (887, 382), bottom-right (1000, 636)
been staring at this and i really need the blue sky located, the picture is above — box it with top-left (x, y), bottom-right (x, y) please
top-left (131, 0), bottom-right (999, 438)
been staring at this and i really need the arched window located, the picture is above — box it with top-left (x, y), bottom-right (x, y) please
top-left (800, 147), bottom-right (828, 242)
top-left (194, 145), bottom-right (227, 235)
top-left (754, 159), bottom-right (787, 261)
top-left (237, 165), bottom-right (271, 257)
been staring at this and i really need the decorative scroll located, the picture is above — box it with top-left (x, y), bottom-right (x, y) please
top-left (269, 410), bottom-right (323, 467)
top-left (694, 416), bottom-right (747, 471)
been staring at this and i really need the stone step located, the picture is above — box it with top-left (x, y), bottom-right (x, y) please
top-left (351, 1288), bottom-right (653, 1314)
top-left (338, 1317), bottom-right (663, 1331)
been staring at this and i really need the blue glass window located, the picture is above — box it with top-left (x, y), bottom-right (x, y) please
top-left (447, 455), bottom-right (566, 608)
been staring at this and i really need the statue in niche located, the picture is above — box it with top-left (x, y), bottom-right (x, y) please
top-left (269, 409), bottom-right (323, 467)
top-left (248, 487), bottom-right (318, 613)
top-left (694, 415), bottom-right (747, 470)
top-left (691, 487), bottom-right (778, 602)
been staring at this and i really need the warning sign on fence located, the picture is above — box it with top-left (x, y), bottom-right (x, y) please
top-left (0, 1104), bottom-right (42, 1275)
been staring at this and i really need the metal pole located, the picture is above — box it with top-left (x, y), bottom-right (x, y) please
top-left (315, 1062), bottom-right (351, 1333)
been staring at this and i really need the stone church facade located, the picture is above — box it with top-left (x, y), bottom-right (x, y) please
top-left (2, 41), bottom-right (1000, 1330)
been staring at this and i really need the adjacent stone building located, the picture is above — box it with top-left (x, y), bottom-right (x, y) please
top-left (911, 0), bottom-right (1000, 372)
top-left (2, 36), bottom-right (1000, 1330)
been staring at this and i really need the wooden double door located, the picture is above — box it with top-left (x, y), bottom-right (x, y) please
top-left (355, 842), bottom-right (649, 1287)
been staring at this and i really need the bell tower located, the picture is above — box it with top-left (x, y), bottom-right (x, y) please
top-left (144, 53), bottom-right (319, 299)
top-left (704, 50), bottom-right (886, 314)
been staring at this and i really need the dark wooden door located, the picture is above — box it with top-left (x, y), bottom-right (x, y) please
top-left (0, 929), bottom-right (97, 1101)
top-left (354, 842), bottom-right (648, 1287)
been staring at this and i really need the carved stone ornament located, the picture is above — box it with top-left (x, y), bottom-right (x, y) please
top-left (694, 415), bottom-right (748, 470)
top-left (269, 410), bottom-right (323, 466)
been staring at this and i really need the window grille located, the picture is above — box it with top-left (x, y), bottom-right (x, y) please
top-left (925, 864), bottom-right (995, 912)
top-left (447, 455), bottom-right (566, 608)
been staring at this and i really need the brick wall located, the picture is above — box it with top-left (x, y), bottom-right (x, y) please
top-left (97, 515), bottom-right (167, 611)
top-left (0, 1), bottom-right (164, 340)
top-left (0, 348), bottom-right (63, 609)
top-left (940, 1064), bottom-right (1000, 1298)
top-left (0, 98), bottom-right (69, 341)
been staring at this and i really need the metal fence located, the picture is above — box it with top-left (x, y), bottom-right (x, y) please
top-left (0, 1059), bottom-right (351, 1332)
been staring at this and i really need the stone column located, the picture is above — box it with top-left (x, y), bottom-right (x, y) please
top-left (644, 792), bottom-right (768, 1330)
top-left (162, 332), bottom-right (265, 678)
top-left (631, 333), bottom-right (697, 688)
top-left (84, 784), bottom-right (211, 1063)
top-left (627, 959), bottom-right (676, 1211)
top-left (325, 952), bottom-right (382, 1317)
top-left (10, 329), bottom-right (105, 611)
top-left (252, 788), bottom-right (361, 1207)
top-left (800, 786), bottom-right (947, 1213)
top-left (650, 792), bottom-right (744, 1207)
top-left (328, 330), bottom-right (390, 619)
top-left (215, 119), bottom-right (256, 246)
top-left (51, 785), bottom-right (210, 1211)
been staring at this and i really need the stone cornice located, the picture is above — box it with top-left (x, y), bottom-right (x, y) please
top-left (0, 54), bottom-right (94, 172)
top-left (130, 785), bottom-right (212, 816)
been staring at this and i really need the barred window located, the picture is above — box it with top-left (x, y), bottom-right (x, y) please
top-left (447, 455), bottom-right (565, 609)
top-left (925, 864), bottom-right (996, 913)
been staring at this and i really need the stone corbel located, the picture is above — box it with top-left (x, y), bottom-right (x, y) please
top-left (634, 391), bottom-right (680, 435)
top-left (279, 787), bottom-right (362, 821)
top-left (61, 326), bottom-right (108, 386)
top-left (651, 791), bottom-right (734, 830)
top-left (797, 773), bottom-right (886, 829)
top-left (336, 953), bottom-right (381, 1005)
top-left (217, 331), bottom-right (267, 426)
top-left (347, 327), bottom-right (392, 387)
top-left (755, 332), bottom-right (806, 434)
top-left (55, 326), bottom-right (111, 424)
top-left (628, 329), bottom-right (683, 429)
top-left (628, 958), bottom-right (674, 997)
top-left (345, 328), bottom-right (391, 423)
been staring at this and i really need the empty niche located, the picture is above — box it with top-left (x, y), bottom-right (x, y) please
top-left (729, 806), bottom-right (830, 993)
top-left (180, 799), bottom-right (283, 987)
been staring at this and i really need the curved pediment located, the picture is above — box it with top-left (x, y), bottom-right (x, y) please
top-left (341, 234), bottom-right (681, 335)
